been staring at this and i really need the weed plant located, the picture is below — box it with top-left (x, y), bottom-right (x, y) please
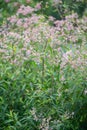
top-left (0, 1), bottom-right (87, 130)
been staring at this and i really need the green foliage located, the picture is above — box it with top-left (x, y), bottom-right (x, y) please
top-left (0, 43), bottom-right (87, 129)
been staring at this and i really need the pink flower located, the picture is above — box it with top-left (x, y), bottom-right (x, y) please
top-left (8, 16), bottom-right (17, 23)
top-left (16, 19), bottom-right (23, 26)
top-left (23, 23), bottom-right (28, 28)
top-left (26, 50), bottom-right (31, 56)
top-left (17, 5), bottom-right (34, 15)
top-left (35, 3), bottom-right (42, 10)
top-left (4, 0), bottom-right (10, 3)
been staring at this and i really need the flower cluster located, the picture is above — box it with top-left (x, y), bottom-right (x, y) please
top-left (1, 8), bottom-right (87, 69)
top-left (17, 5), bottom-right (34, 15)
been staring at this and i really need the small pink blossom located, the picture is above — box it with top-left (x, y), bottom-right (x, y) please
top-left (4, 0), bottom-right (10, 3)
top-left (16, 19), bottom-right (23, 27)
top-left (17, 5), bottom-right (34, 15)
top-left (35, 3), bottom-right (42, 10)
top-left (8, 16), bottom-right (17, 23)
top-left (26, 50), bottom-right (31, 56)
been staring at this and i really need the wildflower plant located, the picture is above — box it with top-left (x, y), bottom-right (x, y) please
top-left (0, 1), bottom-right (87, 130)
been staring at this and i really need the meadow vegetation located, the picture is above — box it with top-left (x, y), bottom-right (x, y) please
top-left (0, 0), bottom-right (87, 130)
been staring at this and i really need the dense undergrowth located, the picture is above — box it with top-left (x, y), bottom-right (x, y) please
top-left (0, 0), bottom-right (87, 130)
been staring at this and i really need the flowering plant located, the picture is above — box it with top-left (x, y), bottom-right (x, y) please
top-left (0, 1), bottom-right (87, 130)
